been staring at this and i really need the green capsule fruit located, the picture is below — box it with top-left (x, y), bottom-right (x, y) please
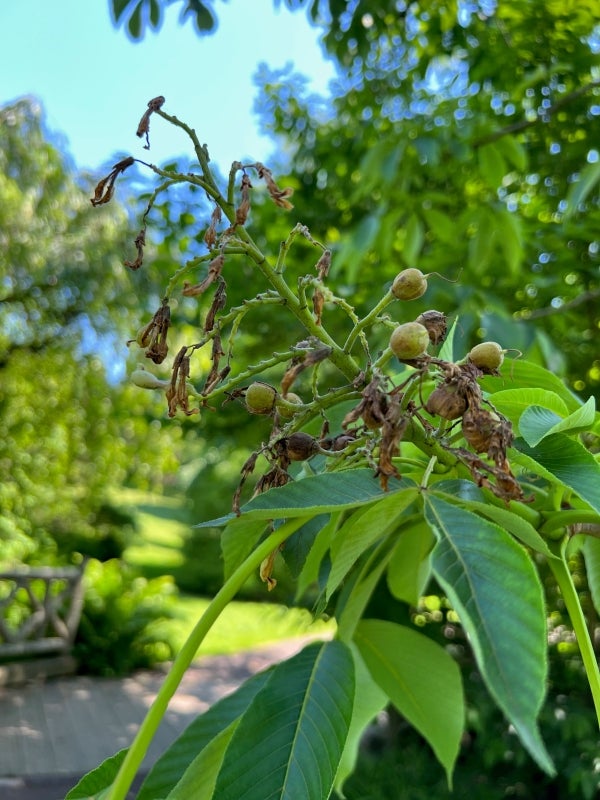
top-left (275, 392), bottom-right (303, 419)
top-left (468, 341), bottom-right (504, 372)
top-left (389, 322), bottom-right (430, 360)
top-left (391, 268), bottom-right (428, 300)
top-left (245, 382), bottom-right (278, 415)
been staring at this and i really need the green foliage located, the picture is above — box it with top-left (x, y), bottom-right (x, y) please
top-left (74, 558), bottom-right (178, 676)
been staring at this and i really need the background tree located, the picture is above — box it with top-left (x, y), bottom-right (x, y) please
top-left (0, 99), bottom-right (181, 564)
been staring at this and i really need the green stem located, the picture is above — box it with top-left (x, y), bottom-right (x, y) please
top-left (540, 509), bottom-right (600, 535)
top-left (343, 290), bottom-right (395, 354)
top-left (547, 539), bottom-right (600, 728)
top-left (106, 517), bottom-right (306, 800)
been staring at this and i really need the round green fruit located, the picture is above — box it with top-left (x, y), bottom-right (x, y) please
top-left (389, 322), bottom-right (430, 360)
top-left (275, 392), bottom-right (303, 419)
top-left (245, 382), bottom-right (277, 415)
top-left (391, 268), bottom-right (428, 301)
top-left (468, 341), bottom-right (504, 372)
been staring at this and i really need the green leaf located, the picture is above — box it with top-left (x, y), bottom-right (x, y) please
top-left (494, 134), bottom-right (528, 171)
top-left (334, 645), bottom-right (388, 798)
top-left (220, 516), bottom-right (269, 579)
top-left (402, 213), bottom-right (425, 267)
top-left (336, 543), bottom-right (394, 641)
top-left (211, 641), bottom-right (354, 800)
top-left (198, 471), bottom-right (414, 526)
top-left (355, 619), bottom-right (464, 785)
top-left (283, 514), bottom-right (330, 578)
top-left (468, 207), bottom-right (495, 271)
top-left (127, 1), bottom-right (143, 38)
top-left (424, 495), bottom-right (554, 774)
top-left (488, 387), bottom-right (569, 428)
top-left (437, 317), bottom-right (459, 363)
top-left (478, 142), bottom-right (507, 187)
top-left (563, 161), bottom-right (600, 219)
top-left (327, 489), bottom-right (418, 600)
top-left (295, 512), bottom-right (340, 601)
top-left (148, 0), bottom-right (160, 28)
top-left (582, 537), bottom-right (600, 616)
top-left (519, 396), bottom-right (596, 446)
top-left (431, 488), bottom-right (555, 559)
top-left (386, 521), bottom-right (435, 605)
top-left (137, 669), bottom-right (272, 800)
top-left (479, 359), bottom-right (581, 412)
top-left (64, 749), bottom-right (127, 799)
top-left (111, 0), bottom-right (135, 22)
top-left (514, 434), bottom-right (600, 514)
top-left (495, 208), bottom-right (523, 275)
top-left (423, 207), bottom-right (457, 244)
top-left (166, 720), bottom-right (238, 800)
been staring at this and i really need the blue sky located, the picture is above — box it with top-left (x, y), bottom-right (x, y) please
top-left (0, 0), bottom-right (335, 172)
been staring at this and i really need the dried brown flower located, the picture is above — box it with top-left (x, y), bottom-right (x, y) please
top-left (166, 347), bottom-right (199, 418)
top-left (124, 226), bottom-right (146, 270)
top-left (90, 157), bottom-right (135, 207)
top-left (313, 287), bottom-right (325, 326)
top-left (415, 310), bottom-right (448, 346)
top-left (280, 346), bottom-right (331, 396)
top-left (204, 278), bottom-right (227, 333)
top-left (255, 163), bottom-right (294, 210)
top-left (233, 451), bottom-right (260, 515)
top-left (235, 174), bottom-right (252, 225)
top-left (138, 300), bottom-right (171, 364)
top-left (377, 393), bottom-right (407, 490)
top-left (136, 95), bottom-right (165, 149)
top-left (315, 249), bottom-right (332, 280)
top-left (342, 377), bottom-right (388, 431)
top-left (204, 206), bottom-right (222, 249)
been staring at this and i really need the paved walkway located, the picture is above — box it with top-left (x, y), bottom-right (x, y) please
top-left (0, 637), bottom-right (318, 800)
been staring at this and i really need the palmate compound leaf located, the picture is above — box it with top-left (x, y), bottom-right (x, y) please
top-left (210, 640), bottom-right (355, 800)
top-left (519, 396), bottom-right (596, 447)
top-left (354, 619), bottom-right (464, 786)
top-left (424, 493), bottom-right (555, 775)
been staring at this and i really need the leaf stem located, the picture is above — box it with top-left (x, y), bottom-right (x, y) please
top-left (105, 517), bottom-right (307, 800)
top-left (547, 539), bottom-right (600, 728)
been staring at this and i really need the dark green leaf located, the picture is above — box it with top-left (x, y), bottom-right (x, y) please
top-left (431, 489), bottom-right (555, 559)
top-left (386, 521), bottom-right (434, 605)
top-left (127, 2), bottom-right (143, 38)
top-left (212, 641), bottom-right (354, 800)
top-left (334, 644), bottom-right (388, 797)
top-left (425, 495), bottom-right (554, 774)
top-left (220, 516), bottom-right (270, 580)
top-left (64, 749), bottom-right (127, 799)
top-left (582, 537), bottom-right (600, 616)
top-left (283, 514), bottom-right (330, 578)
top-left (402, 213), bottom-right (425, 267)
top-left (327, 489), bottom-right (418, 600)
top-left (514, 434), bottom-right (600, 514)
top-left (295, 513), bottom-right (340, 601)
top-left (166, 721), bottom-right (238, 800)
top-left (198, 471), bottom-right (414, 526)
top-left (355, 619), bottom-right (464, 784)
top-left (137, 669), bottom-right (272, 800)
top-left (111, 0), bottom-right (135, 22)
top-left (478, 142), bottom-right (507, 187)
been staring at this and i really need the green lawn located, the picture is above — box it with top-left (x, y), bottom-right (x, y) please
top-left (113, 487), bottom-right (335, 657)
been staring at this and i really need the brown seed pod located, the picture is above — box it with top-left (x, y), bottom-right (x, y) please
top-left (468, 341), bottom-right (504, 373)
top-left (391, 268), bottom-right (428, 300)
top-left (415, 310), bottom-right (448, 346)
top-left (389, 322), bottom-right (430, 360)
top-left (245, 382), bottom-right (278, 415)
top-left (426, 383), bottom-right (468, 420)
top-left (283, 432), bottom-right (320, 461)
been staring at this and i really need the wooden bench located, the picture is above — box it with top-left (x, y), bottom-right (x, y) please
top-left (0, 565), bottom-right (85, 685)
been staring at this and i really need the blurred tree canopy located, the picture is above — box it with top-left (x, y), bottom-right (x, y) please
top-left (0, 99), bottom-right (182, 564)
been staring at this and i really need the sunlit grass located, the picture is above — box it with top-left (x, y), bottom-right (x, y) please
top-left (115, 487), bottom-right (335, 656)
top-left (159, 596), bottom-right (334, 659)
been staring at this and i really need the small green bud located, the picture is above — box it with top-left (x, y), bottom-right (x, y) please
top-left (389, 322), bottom-right (430, 360)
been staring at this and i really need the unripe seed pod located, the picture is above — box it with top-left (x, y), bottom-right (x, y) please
top-left (275, 392), bottom-right (303, 419)
top-left (285, 432), bottom-right (320, 461)
top-left (391, 268), bottom-right (428, 300)
top-left (245, 382), bottom-right (278, 415)
top-left (468, 341), bottom-right (504, 373)
top-left (389, 322), bottom-right (430, 360)
top-left (131, 368), bottom-right (170, 390)
top-left (426, 384), bottom-right (467, 420)
top-left (415, 310), bottom-right (448, 346)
